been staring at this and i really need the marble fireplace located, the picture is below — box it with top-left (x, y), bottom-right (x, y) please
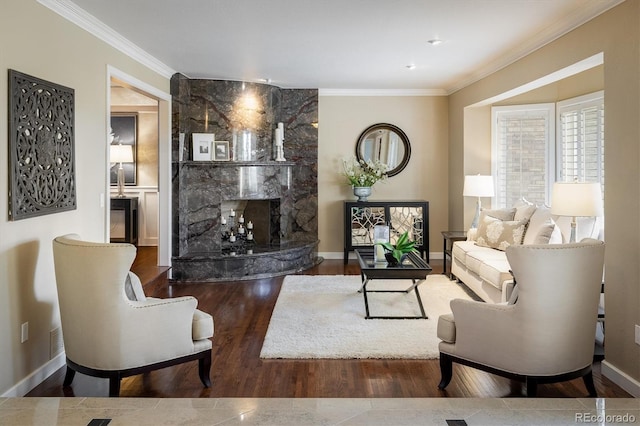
top-left (170, 75), bottom-right (320, 281)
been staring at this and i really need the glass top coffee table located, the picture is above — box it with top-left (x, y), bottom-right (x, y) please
top-left (355, 248), bottom-right (433, 319)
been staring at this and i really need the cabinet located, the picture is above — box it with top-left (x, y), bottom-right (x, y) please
top-left (110, 197), bottom-right (138, 245)
top-left (344, 200), bottom-right (429, 264)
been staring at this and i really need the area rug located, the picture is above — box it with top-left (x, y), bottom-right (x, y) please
top-left (259, 274), bottom-right (473, 359)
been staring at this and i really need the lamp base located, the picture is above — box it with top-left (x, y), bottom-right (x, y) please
top-left (117, 165), bottom-right (126, 198)
top-left (470, 198), bottom-right (482, 228)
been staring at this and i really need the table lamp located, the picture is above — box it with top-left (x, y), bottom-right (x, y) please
top-left (550, 181), bottom-right (603, 242)
top-left (464, 175), bottom-right (495, 228)
top-left (110, 144), bottom-right (134, 197)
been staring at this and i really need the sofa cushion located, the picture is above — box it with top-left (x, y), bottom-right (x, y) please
top-left (476, 213), bottom-right (528, 251)
top-left (513, 198), bottom-right (536, 222)
top-left (478, 258), bottom-right (513, 290)
top-left (523, 205), bottom-right (563, 244)
top-left (465, 248), bottom-right (507, 275)
top-left (451, 240), bottom-right (479, 264)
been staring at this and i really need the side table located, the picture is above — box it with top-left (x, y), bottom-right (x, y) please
top-left (441, 231), bottom-right (466, 279)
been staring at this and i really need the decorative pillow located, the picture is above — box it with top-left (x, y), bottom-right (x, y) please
top-left (513, 198), bottom-right (536, 222)
top-left (480, 207), bottom-right (516, 221)
top-left (475, 214), bottom-right (529, 251)
top-left (523, 205), bottom-right (552, 245)
top-left (531, 219), bottom-right (557, 244)
top-left (124, 272), bottom-right (147, 302)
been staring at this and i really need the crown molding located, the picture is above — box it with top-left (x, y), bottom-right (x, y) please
top-left (446, 0), bottom-right (625, 94)
top-left (37, 0), bottom-right (176, 79)
top-left (319, 88), bottom-right (447, 97)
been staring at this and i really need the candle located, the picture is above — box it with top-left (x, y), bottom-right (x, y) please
top-left (247, 231), bottom-right (253, 240)
top-left (229, 233), bottom-right (236, 242)
top-left (221, 216), bottom-right (227, 225)
top-left (230, 209), bottom-right (236, 217)
top-left (247, 221), bottom-right (253, 230)
top-left (238, 225), bottom-right (245, 234)
top-left (238, 214), bottom-right (245, 224)
top-left (278, 122), bottom-right (284, 141)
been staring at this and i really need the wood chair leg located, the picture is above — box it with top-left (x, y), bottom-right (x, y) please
top-left (108, 375), bottom-right (121, 397)
top-left (583, 370), bottom-right (598, 397)
top-left (62, 366), bottom-right (76, 387)
top-left (437, 353), bottom-right (453, 390)
top-left (199, 352), bottom-right (212, 388)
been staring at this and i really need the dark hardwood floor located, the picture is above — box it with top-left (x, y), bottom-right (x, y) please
top-left (28, 246), bottom-right (631, 398)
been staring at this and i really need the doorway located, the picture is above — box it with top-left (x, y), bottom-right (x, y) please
top-left (106, 66), bottom-right (172, 266)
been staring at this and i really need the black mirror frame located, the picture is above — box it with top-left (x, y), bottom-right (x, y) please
top-left (355, 123), bottom-right (411, 177)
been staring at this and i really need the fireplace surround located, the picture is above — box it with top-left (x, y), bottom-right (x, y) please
top-left (170, 75), bottom-right (320, 281)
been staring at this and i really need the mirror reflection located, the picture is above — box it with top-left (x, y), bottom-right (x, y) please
top-left (356, 123), bottom-right (411, 177)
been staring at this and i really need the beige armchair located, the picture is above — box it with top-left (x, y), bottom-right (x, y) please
top-left (52, 234), bottom-right (214, 397)
top-left (437, 239), bottom-right (605, 397)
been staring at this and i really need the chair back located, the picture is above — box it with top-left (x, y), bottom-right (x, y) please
top-left (52, 234), bottom-right (136, 368)
top-left (506, 239), bottom-right (605, 374)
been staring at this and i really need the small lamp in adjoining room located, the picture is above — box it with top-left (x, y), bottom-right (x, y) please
top-left (550, 181), bottom-right (603, 243)
top-left (110, 144), bottom-right (133, 197)
top-left (463, 175), bottom-right (495, 229)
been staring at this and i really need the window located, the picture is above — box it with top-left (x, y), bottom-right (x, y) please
top-left (491, 104), bottom-right (555, 207)
top-left (491, 92), bottom-right (605, 209)
top-left (557, 91), bottom-right (604, 193)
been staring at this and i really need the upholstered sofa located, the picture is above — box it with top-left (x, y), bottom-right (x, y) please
top-left (451, 200), bottom-right (602, 303)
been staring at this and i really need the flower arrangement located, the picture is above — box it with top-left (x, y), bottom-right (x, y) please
top-left (342, 157), bottom-right (389, 187)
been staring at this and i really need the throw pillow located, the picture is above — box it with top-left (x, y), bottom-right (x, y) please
top-left (476, 214), bottom-right (529, 251)
top-left (531, 218), bottom-right (558, 244)
top-left (513, 198), bottom-right (536, 222)
top-left (480, 207), bottom-right (516, 221)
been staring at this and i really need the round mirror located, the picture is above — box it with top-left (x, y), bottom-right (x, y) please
top-left (355, 123), bottom-right (411, 177)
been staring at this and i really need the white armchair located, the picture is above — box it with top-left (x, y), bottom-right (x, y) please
top-left (52, 234), bottom-right (214, 397)
top-left (437, 239), bottom-right (605, 397)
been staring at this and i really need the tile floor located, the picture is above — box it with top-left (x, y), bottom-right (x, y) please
top-left (0, 397), bottom-right (638, 425)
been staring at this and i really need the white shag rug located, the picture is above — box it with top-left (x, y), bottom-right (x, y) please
top-left (259, 274), bottom-right (473, 359)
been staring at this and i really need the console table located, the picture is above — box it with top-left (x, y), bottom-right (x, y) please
top-left (344, 200), bottom-right (429, 264)
top-left (110, 197), bottom-right (138, 245)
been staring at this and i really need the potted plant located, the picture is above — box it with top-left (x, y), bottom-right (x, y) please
top-left (376, 231), bottom-right (418, 265)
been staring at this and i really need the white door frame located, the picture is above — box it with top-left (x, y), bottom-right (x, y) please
top-left (106, 65), bottom-right (172, 266)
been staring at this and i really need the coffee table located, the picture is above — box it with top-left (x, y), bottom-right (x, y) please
top-left (355, 249), bottom-right (432, 319)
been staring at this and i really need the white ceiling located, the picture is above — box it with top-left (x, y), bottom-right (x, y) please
top-left (58, 0), bottom-right (622, 93)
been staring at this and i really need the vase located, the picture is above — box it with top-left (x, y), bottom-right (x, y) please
top-left (384, 251), bottom-right (407, 266)
top-left (353, 186), bottom-right (372, 202)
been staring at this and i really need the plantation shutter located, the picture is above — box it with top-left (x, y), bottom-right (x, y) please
top-left (557, 92), bottom-right (604, 196)
top-left (492, 105), bottom-right (554, 208)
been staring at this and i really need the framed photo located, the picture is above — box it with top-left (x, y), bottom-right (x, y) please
top-left (192, 133), bottom-right (215, 161)
top-left (213, 141), bottom-right (230, 161)
top-left (110, 114), bottom-right (137, 186)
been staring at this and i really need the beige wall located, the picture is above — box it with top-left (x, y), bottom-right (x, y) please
top-left (449, 1), bottom-right (640, 391)
top-left (0, 0), bottom-right (169, 395)
top-left (318, 95), bottom-right (448, 259)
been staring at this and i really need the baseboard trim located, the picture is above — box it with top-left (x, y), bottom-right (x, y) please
top-left (601, 359), bottom-right (640, 397)
top-left (1, 352), bottom-right (66, 397)
top-left (318, 252), bottom-right (443, 261)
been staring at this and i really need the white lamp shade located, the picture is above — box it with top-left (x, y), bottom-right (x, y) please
top-left (463, 175), bottom-right (495, 197)
top-left (110, 144), bottom-right (134, 163)
top-left (550, 182), bottom-right (603, 217)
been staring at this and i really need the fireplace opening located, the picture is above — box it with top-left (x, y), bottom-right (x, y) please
top-left (221, 199), bottom-right (281, 247)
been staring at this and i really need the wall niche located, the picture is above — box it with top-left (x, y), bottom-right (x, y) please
top-left (170, 74), bottom-right (320, 281)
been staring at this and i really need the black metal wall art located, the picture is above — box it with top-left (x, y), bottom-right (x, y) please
top-left (8, 70), bottom-right (76, 220)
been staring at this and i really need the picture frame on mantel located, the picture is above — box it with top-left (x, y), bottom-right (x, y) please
top-left (213, 141), bottom-right (230, 161)
top-left (192, 133), bottom-right (214, 161)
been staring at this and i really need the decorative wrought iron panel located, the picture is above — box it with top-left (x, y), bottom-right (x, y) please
top-left (8, 70), bottom-right (76, 220)
top-left (349, 206), bottom-right (386, 245)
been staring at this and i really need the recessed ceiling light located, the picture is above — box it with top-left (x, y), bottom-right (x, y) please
top-left (428, 39), bottom-right (443, 46)
top-left (406, 64), bottom-right (416, 70)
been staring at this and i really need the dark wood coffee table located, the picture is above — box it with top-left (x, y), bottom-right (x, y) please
top-left (355, 249), bottom-right (432, 319)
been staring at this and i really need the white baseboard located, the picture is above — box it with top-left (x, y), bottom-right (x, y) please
top-left (1, 352), bottom-right (66, 397)
top-left (318, 252), bottom-right (443, 261)
top-left (601, 359), bottom-right (640, 397)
